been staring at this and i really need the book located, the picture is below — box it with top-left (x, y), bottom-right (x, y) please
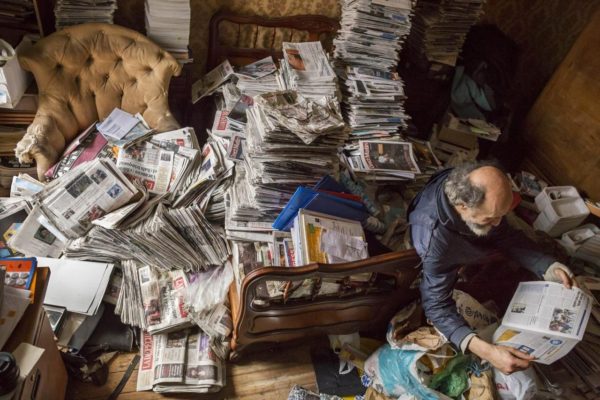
top-left (493, 281), bottom-right (593, 364)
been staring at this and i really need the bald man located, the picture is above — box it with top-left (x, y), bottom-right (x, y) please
top-left (408, 162), bottom-right (575, 374)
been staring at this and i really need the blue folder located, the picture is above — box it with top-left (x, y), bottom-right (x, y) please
top-left (272, 186), bottom-right (368, 231)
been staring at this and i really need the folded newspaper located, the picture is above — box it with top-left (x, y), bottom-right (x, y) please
top-left (137, 329), bottom-right (225, 393)
top-left (493, 281), bottom-right (592, 364)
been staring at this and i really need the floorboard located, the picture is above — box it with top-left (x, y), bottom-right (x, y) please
top-left (68, 338), bottom-right (323, 400)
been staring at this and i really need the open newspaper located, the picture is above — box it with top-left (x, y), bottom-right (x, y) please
top-left (137, 329), bottom-right (225, 393)
top-left (493, 281), bottom-right (592, 364)
top-left (191, 60), bottom-right (234, 104)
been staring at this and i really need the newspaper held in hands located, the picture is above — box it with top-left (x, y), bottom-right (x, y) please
top-left (191, 60), bottom-right (234, 104)
top-left (493, 281), bottom-right (592, 364)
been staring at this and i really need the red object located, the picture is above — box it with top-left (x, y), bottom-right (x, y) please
top-left (511, 191), bottom-right (521, 211)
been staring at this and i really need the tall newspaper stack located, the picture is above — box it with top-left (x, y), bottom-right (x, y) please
top-left (225, 91), bottom-right (348, 241)
top-left (54, 0), bottom-right (117, 30)
top-left (333, 0), bottom-right (414, 141)
top-left (280, 42), bottom-right (339, 101)
top-left (408, 0), bottom-right (486, 67)
top-left (145, 0), bottom-right (192, 64)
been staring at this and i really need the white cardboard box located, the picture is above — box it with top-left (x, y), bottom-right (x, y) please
top-left (0, 36), bottom-right (34, 109)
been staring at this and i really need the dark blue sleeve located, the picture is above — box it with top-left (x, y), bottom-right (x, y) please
top-left (412, 224), bottom-right (474, 348)
top-left (489, 220), bottom-right (556, 278)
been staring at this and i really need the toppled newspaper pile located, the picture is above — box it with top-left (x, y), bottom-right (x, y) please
top-left (334, 0), bottom-right (413, 139)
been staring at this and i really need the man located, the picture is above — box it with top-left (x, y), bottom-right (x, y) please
top-left (408, 162), bottom-right (575, 374)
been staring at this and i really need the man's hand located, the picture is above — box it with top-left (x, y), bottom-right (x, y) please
top-left (553, 267), bottom-right (577, 289)
top-left (467, 336), bottom-right (534, 374)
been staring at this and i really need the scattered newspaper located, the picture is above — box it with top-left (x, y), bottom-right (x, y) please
top-left (493, 281), bottom-right (593, 364)
top-left (137, 329), bottom-right (225, 393)
top-left (36, 159), bottom-right (139, 239)
top-left (191, 60), bottom-right (234, 104)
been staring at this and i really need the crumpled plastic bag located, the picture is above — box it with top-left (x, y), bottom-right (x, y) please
top-left (429, 354), bottom-right (472, 399)
top-left (364, 344), bottom-right (453, 400)
top-left (386, 301), bottom-right (426, 347)
top-left (493, 367), bottom-right (537, 400)
top-left (185, 261), bottom-right (233, 315)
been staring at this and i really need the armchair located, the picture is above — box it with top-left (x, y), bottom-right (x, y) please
top-left (14, 23), bottom-right (182, 179)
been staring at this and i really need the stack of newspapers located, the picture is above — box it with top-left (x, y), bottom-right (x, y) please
top-left (234, 56), bottom-right (281, 98)
top-left (343, 140), bottom-right (421, 181)
top-left (54, 0), bottom-right (117, 30)
top-left (145, 0), bottom-right (192, 64)
top-left (333, 0), bottom-right (414, 139)
top-left (225, 91), bottom-right (348, 241)
top-left (280, 42), bottom-right (339, 100)
top-left (408, 0), bottom-right (486, 67)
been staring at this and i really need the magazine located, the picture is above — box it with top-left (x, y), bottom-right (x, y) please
top-left (493, 281), bottom-right (592, 364)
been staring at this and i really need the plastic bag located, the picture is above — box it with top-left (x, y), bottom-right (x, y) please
top-left (186, 261), bottom-right (234, 315)
top-left (429, 354), bottom-right (472, 399)
top-left (493, 367), bottom-right (537, 400)
top-left (364, 344), bottom-right (453, 400)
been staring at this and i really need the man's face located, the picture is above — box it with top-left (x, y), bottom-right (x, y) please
top-left (458, 193), bottom-right (513, 237)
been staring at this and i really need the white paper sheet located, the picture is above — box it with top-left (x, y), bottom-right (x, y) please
top-left (39, 257), bottom-right (114, 316)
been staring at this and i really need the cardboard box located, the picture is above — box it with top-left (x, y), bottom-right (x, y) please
top-left (0, 36), bottom-right (34, 109)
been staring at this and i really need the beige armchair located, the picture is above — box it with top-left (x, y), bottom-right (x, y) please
top-left (15, 23), bottom-right (182, 179)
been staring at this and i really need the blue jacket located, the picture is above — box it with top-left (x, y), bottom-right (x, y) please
top-left (408, 168), bottom-right (556, 348)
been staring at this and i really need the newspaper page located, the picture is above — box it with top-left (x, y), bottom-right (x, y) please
top-left (116, 143), bottom-right (174, 194)
top-left (8, 205), bottom-right (67, 258)
top-left (138, 266), bottom-right (192, 334)
top-left (493, 281), bottom-right (593, 364)
top-left (153, 330), bottom-right (188, 385)
top-left (96, 108), bottom-right (139, 140)
top-left (191, 60), bottom-right (234, 104)
top-left (282, 42), bottom-right (335, 80)
top-left (182, 330), bottom-right (225, 392)
top-left (137, 330), bottom-right (155, 391)
top-left (358, 141), bottom-right (421, 174)
top-left (39, 160), bottom-right (138, 238)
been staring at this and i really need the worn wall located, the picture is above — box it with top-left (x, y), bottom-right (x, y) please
top-left (521, 7), bottom-right (600, 200)
top-left (481, 0), bottom-right (600, 124)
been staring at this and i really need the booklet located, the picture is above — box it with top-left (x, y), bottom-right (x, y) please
top-left (493, 281), bottom-right (592, 364)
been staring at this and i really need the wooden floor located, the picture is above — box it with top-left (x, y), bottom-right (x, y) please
top-left (68, 338), bottom-right (324, 400)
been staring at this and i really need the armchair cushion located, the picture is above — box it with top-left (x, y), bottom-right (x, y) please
top-left (15, 23), bottom-right (183, 179)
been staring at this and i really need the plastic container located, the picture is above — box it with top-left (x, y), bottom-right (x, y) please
top-left (533, 196), bottom-right (590, 237)
top-left (534, 186), bottom-right (580, 212)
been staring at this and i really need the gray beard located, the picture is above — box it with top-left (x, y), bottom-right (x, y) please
top-left (466, 220), bottom-right (493, 237)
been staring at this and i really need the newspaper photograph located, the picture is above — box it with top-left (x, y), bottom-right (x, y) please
top-left (8, 205), bottom-right (67, 258)
top-left (282, 42), bottom-right (335, 80)
top-left (191, 60), bottom-right (234, 104)
top-left (359, 140), bottom-right (421, 173)
top-left (493, 281), bottom-right (593, 364)
top-left (236, 56), bottom-right (277, 79)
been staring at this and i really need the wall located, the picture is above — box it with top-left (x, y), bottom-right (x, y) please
top-left (115, 0), bottom-right (340, 78)
top-left (481, 0), bottom-right (600, 125)
top-left (521, 8), bottom-right (600, 200)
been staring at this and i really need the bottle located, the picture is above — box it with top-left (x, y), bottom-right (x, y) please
top-left (0, 352), bottom-right (19, 400)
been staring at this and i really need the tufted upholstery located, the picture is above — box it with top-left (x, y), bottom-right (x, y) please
top-left (15, 23), bottom-right (182, 179)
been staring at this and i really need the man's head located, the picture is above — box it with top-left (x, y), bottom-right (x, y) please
top-left (444, 162), bottom-right (513, 236)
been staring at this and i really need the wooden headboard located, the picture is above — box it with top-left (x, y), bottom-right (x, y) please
top-left (207, 9), bottom-right (340, 71)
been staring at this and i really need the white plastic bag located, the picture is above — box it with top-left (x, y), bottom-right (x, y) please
top-left (493, 367), bottom-right (537, 400)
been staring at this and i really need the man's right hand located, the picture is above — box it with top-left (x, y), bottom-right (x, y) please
top-left (467, 336), bottom-right (534, 374)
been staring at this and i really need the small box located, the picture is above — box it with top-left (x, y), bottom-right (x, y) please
top-left (0, 36), bottom-right (34, 109)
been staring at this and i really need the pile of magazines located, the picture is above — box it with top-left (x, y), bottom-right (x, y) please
top-left (281, 42), bottom-right (339, 100)
top-left (343, 140), bottom-right (421, 181)
top-left (334, 0), bottom-right (413, 139)
top-left (408, 0), bottom-right (486, 67)
top-left (54, 0), bottom-right (117, 30)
